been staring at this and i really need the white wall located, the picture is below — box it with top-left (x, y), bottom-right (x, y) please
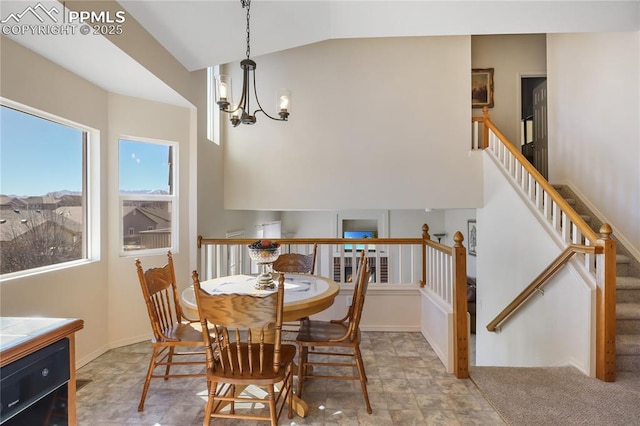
top-left (444, 208), bottom-right (477, 277)
top-left (547, 31), bottom-right (640, 257)
top-left (223, 36), bottom-right (482, 211)
top-left (476, 153), bottom-right (593, 373)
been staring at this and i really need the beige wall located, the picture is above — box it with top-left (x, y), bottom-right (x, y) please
top-left (0, 38), bottom-right (196, 365)
top-left (548, 31), bottom-right (640, 257)
top-left (472, 34), bottom-right (548, 145)
top-left (222, 36), bottom-right (483, 211)
top-left (0, 37), bottom-right (110, 363)
top-left (106, 94), bottom-right (195, 347)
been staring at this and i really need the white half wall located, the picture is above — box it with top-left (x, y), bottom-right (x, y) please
top-left (476, 153), bottom-right (594, 374)
top-left (420, 288), bottom-right (454, 373)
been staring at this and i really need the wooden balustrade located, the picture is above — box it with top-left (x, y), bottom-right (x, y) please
top-left (198, 223), bottom-right (470, 379)
top-left (474, 108), bottom-right (616, 382)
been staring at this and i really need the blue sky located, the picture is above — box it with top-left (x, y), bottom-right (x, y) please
top-left (118, 139), bottom-right (171, 194)
top-left (1, 106), bottom-right (82, 196)
top-left (1, 106), bottom-right (171, 197)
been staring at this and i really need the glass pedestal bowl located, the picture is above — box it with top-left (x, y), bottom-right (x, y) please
top-left (248, 247), bottom-right (281, 289)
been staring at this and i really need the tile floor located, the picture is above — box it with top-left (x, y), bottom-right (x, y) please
top-left (76, 332), bottom-right (504, 425)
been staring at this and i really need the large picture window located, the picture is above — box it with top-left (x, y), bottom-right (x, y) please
top-left (0, 103), bottom-right (89, 276)
top-left (119, 138), bottom-right (177, 254)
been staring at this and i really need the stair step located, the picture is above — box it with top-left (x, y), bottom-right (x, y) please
top-left (617, 276), bottom-right (640, 303)
top-left (616, 302), bottom-right (640, 334)
top-left (616, 334), bottom-right (640, 355)
top-left (617, 254), bottom-right (632, 276)
top-left (616, 354), bottom-right (640, 372)
top-left (616, 303), bottom-right (640, 320)
top-left (618, 276), bottom-right (640, 290)
top-left (616, 334), bottom-right (640, 372)
top-left (617, 254), bottom-right (631, 265)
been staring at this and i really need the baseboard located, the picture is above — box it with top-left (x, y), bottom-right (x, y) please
top-left (76, 344), bottom-right (110, 369)
top-left (360, 325), bottom-right (421, 332)
top-left (76, 334), bottom-right (149, 369)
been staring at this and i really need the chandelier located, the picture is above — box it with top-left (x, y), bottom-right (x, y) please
top-left (214, 0), bottom-right (291, 127)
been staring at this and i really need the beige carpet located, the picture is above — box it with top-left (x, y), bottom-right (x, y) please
top-left (470, 366), bottom-right (640, 425)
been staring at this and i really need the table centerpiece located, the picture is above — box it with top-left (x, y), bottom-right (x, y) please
top-left (248, 240), bottom-right (281, 289)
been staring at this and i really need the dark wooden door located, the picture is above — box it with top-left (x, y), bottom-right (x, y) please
top-left (532, 80), bottom-right (548, 179)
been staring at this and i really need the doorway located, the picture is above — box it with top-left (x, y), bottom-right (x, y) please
top-left (520, 76), bottom-right (548, 178)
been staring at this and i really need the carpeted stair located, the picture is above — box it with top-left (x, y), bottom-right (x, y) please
top-left (554, 184), bottom-right (640, 372)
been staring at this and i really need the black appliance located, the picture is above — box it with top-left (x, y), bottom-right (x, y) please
top-left (0, 338), bottom-right (70, 425)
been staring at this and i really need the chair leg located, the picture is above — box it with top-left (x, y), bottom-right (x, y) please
top-left (138, 346), bottom-right (159, 411)
top-left (267, 384), bottom-right (277, 425)
top-left (296, 345), bottom-right (308, 398)
top-left (203, 380), bottom-right (217, 426)
top-left (164, 346), bottom-right (175, 379)
top-left (230, 384), bottom-right (235, 414)
top-left (287, 364), bottom-right (294, 420)
top-left (354, 345), bottom-right (372, 414)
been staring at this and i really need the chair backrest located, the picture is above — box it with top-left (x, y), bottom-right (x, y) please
top-left (135, 251), bottom-right (186, 342)
top-left (346, 251), bottom-right (370, 341)
top-left (192, 271), bottom-right (286, 374)
top-left (272, 243), bottom-right (317, 274)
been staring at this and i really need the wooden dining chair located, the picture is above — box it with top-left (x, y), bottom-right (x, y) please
top-left (135, 252), bottom-right (206, 412)
top-left (295, 250), bottom-right (373, 414)
top-left (272, 243), bottom-right (317, 274)
top-left (192, 271), bottom-right (296, 426)
top-left (272, 243), bottom-right (318, 338)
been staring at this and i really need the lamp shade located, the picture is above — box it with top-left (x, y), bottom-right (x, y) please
top-left (215, 75), bottom-right (233, 109)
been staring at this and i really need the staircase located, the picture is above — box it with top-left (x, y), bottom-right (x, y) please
top-left (554, 185), bottom-right (640, 372)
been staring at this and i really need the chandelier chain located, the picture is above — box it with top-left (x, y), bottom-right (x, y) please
top-left (245, 0), bottom-right (251, 60)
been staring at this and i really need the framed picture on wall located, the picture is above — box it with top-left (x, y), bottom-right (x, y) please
top-left (468, 220), bottom-right (477, 256)
top-left (472, 68), bottom-right (494, 108)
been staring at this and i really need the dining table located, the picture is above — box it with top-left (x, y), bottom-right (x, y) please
top-left (181, 272), bottom-right (340, 417)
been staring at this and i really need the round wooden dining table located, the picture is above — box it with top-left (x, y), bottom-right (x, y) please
top-left (181, 273), bottom-right (339, 322)
top-left (180, 273), bottom-right (339, 418)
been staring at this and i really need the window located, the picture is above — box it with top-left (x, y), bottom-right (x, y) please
top-left (119, 138), bottom-right (177, 254)
top-left (0, 102), bottom-right (90, 277)
top-left (207, 65), bottom-right (221, 145)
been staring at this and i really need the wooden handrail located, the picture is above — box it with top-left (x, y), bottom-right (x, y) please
top-left (476, 108), bottom-right (616, 381)
top-left (198, 236), bottom-right (423, 247)
top-left (482, 119), bottom-right (598, 244)
top-left (486, 244), bottom-right (599, 332)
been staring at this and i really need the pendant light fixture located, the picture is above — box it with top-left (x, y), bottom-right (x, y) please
top-left (214, 0), bottom-right (291, 127)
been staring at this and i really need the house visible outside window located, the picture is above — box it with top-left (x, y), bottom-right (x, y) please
top-left (0, 102), bottom-right (91, 277)
top-left (119, 137), bottom-right (177, 255)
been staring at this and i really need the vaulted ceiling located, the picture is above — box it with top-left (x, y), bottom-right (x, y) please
top-left (2, 1), bottom-right (638, 106)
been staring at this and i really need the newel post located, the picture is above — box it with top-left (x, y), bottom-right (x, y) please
top-left (595, 224), bottom-right (616, 382)
top-left (452, 231), bottom-right (469, 379)
top-left (421, 224), bottom-right (430, 288)
top-left (481, 106), bottom-right (490, 149)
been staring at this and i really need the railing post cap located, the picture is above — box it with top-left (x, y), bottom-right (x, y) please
top-left (599, 223), bottom-right (613, 238)
top-left (453, 231), bottom-right (464, 246)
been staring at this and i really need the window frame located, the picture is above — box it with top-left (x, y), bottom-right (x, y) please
top-left (118, 136), bottom-right (178, 257)
top-left (0, 98), bottom-right (99, 281)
